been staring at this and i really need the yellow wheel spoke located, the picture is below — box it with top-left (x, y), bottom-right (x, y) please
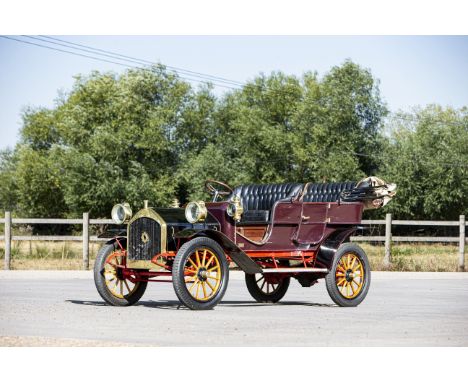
top-left (202, 282), bottom-right (208, 298)
top-left (207, 275), bottom-right (220, 281)
top-left (202, 249), bottom-right (207, 267)
top-left (196, 283), bottom-right (201, 299)
top-left (337, 278), bottom-right (346, 286)
top-left (195, 250), bottom-right (201, 267)
top-left (207, 265), bottom-right (219, 272)
top-left (205, 256), bottom-right (214, 269)
top-left (350, 256), bottom-right (357, 269)
top-left (189, 280), bottom-right (199, 293)
top-left (206, 279), bottom-right (216, 291)
top-left (188, 257), bottom-right (198, 269)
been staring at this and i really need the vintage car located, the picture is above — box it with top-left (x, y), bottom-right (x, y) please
top-left (93, 177), bottom-right (396, 310)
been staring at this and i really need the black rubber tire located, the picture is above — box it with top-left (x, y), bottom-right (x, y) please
top-left (172, 237), bottom-right (229, 310)
top-left (245, 273), bottom-right (290, 303)
top-left (325, 243), bottom-right (371, 307)
top-left (93, 243), bottom-right (147, 306)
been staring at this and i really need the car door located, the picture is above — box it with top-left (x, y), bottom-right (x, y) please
top-left (293, 203), bottom-right (328, 244)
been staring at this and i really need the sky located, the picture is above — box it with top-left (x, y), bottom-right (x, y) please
top-left (0, 35), bottom-right (467, 150)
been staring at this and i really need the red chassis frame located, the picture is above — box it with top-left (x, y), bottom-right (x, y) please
top-left (106, 199), bottom-right (363, 285)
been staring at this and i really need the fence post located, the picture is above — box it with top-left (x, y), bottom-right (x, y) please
top-left (4, 211), bottom-right (11, 270)
top-left (383, 213), bottom-right (392, 268)
top-left (82, 212), bottom-right (89, 270)
top-left (459, 215), bottom-right (465, 272)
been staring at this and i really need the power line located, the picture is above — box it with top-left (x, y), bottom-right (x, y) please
top-left (31, 35), bottom-right (244, 87)
top-left (0, 35), bottom-right (239, 90)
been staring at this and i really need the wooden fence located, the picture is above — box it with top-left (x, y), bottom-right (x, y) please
top-left (1, 212), bottom-right (466, 271)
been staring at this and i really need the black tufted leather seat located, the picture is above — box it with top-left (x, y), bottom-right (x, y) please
top-left (229, 183), bottom-right (303, 224)
top-left (301, 181), bottom-right (357, 203)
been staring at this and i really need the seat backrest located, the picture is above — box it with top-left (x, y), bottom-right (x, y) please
top-left (301, 181), bottom-right (357, 203)
top-left (229, 183), bottom-right (303, 211)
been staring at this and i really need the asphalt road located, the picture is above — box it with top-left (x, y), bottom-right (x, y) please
top-left (1, 271), bottom-right (467, 346)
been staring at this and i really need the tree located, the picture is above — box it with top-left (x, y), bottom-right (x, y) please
top-left (9, 66), bottom-right (213, 217)
top-left (381, 105), bottom-right (468, 219)
top-left (0, 149), bottom-right (19, 212)
top-left (178, 60), bottom-right (387, 202)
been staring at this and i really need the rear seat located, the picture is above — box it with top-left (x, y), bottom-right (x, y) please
top-left (301, 181), bottom-right (357, 202)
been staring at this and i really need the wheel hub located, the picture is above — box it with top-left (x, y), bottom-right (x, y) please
top-left (345, 269), bottom-right (354, 282)
top-left (197, 267), bottom-right (208, 281)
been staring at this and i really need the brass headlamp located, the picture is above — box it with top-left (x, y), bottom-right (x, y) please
top-left (111, 203), bottom-right (133, 224)
top-left (185, 201), bottom-right (208, 223)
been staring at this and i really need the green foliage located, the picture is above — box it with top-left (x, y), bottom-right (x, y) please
top-left (380, 105), bottom-right (468, 219)
top-left (0, 149), bottom-right (19, 212)
top-left (0, 61), bottom-right (466, 221)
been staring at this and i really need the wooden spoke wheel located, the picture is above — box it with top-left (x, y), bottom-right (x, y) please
top-left (325, 243), bottom-right (371, 307)
top-left (245, 273), bottom-right (290, 303)
top-left (172, 237), bottom-right (229, 310)
top-left (93, 243), bottom-right (147, 306)
top-left (335, 252), bottom-right (365, 299)
top-left (103, 253), bottom-right (139, 299)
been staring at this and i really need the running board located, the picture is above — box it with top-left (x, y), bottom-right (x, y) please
top-left (261, 267), bottom-right (328, 274)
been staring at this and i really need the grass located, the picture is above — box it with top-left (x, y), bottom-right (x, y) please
top-left (0, 241), bottom-right (100, 270)
top-left (361, 243), bottom-right (461, 272)
top-left (0, 241), bottom-right (464, 272)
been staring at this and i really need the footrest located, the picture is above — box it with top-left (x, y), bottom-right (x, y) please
top-left (262, 267), bottom-right (328, 273)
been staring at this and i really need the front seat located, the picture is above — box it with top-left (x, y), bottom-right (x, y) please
top-left (229, 183), bottom-right (303, 224)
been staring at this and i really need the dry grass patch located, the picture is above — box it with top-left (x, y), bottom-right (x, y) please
top-left (362, 243), bottom-right (461, 272)
top-left (0, 241), bottom-right (100, 270)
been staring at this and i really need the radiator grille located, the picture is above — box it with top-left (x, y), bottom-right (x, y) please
top-left (128, 217), bottom-right (161, 260)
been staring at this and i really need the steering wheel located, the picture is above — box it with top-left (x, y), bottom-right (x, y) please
top-left (204, 179), bottom-right (233, 202)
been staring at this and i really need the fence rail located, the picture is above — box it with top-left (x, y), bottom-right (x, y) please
top-left (1, 212), bottom-right (466, 271)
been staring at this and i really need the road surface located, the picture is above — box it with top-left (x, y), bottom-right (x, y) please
top-left (1, 271), bottom-right (467, 346)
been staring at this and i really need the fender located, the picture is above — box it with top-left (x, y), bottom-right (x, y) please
top-left (315, 227), bottom-right (357, 269)
top-left (175, 229), bottom-right (262, 274)
top-left (105, 236), bottom-right (127, 249)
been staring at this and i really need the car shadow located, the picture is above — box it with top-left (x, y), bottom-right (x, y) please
top-left (65, 299), bottom-right (337, 309)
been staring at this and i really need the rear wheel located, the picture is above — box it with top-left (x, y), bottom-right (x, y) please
top-left (94, 243), bottom-right (147, 306)
top-left (172, 237), bottom-right (229, 310)
top-left (325, 243), bottom-right (370, 307)
top-left (245, 273), bottom-right (290, 303)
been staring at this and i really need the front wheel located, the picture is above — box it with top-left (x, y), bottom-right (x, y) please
top-left (172, 237), bottom-right (229, 310)
top-left (93, 243), bottom-right (147, 306)
top-left (325, 243), bottom-right (371, 307)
